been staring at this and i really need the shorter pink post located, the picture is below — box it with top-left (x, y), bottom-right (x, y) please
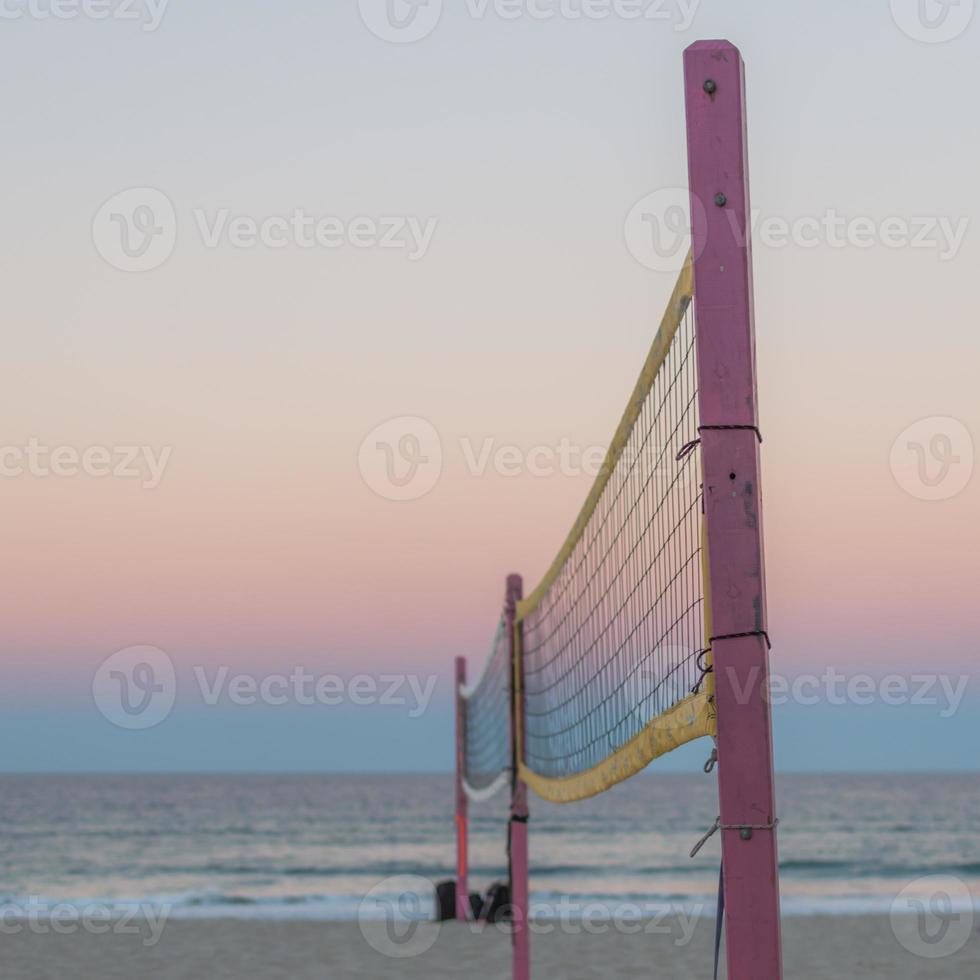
top-left (507, 574), bottom-right (530, 980)
top-left (455, 655), bottom-right (469, 920)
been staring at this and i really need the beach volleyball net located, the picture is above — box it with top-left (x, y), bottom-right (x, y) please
top-left (452, 40), bottom-right (782, 980)
top-left (458, 258), bottom-right (712, 806)
top-left (460, 619), bottom-right (511, 801)
top-left (517, 260), bottom-right (715, 803)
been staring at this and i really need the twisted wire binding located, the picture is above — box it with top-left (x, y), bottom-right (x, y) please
top-left (461, 618), bottom-right (511, 800)
top-left (515, 259), bottom-right (714, 801)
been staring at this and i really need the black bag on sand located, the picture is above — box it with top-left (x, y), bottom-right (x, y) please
top-left (434, 880), bottom-right (484, 921)
top-left (481, 882), bottom-right (512, 923)
top-left (434, 880), bottom-right (456, 921)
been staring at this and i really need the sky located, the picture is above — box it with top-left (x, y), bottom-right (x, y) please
top-left (0, 0), bottom-right (978, 771)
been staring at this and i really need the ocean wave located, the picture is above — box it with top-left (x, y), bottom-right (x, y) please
top-left (42, 859), bottom-right (980, 883)
top-left (1, 887), bottom-right (976, 922)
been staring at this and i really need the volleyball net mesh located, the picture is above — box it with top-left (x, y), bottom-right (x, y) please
top-left (460, 257), bottom-right (716, 806)
top-left (460, 618), bottom-right (512, 801)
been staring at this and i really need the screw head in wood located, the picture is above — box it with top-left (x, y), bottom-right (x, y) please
top-left (703, 79), bottom-right (717, 94)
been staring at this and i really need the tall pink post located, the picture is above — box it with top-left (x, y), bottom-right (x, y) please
top-left (506, 573), bottom-right (530, 980)
top-left (684, 41), bottom-right (783, 980)
top-left (455, 655), bottom-right (469, 921)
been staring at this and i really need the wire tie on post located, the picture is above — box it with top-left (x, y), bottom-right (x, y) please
top-left (698, 424), bottom-right (763, 444)
top-left (690, 818), bottom-right (721, 858)
top-left (690, 817), bottom-right (779, 858)
top-left (703, 748), bottom-right (718, 774)
top-left (709, 630), bottom-right (772, 650)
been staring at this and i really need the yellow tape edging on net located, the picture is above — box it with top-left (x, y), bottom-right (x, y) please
top-left (517, 687), bottom-right (716, 804)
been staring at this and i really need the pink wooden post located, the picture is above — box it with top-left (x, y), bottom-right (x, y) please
top-left (506, 573), bottom-right (530, 980)
top-left (684, 41), bottom-right (783, 980)
top-left (455, 655), bottom-right (469, 921)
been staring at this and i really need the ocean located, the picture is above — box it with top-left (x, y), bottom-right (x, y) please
top-left (0, 773), bottom-right (977, 920)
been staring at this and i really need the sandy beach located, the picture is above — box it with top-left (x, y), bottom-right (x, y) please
top-left (0, 915), bottom-right (976, 980)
